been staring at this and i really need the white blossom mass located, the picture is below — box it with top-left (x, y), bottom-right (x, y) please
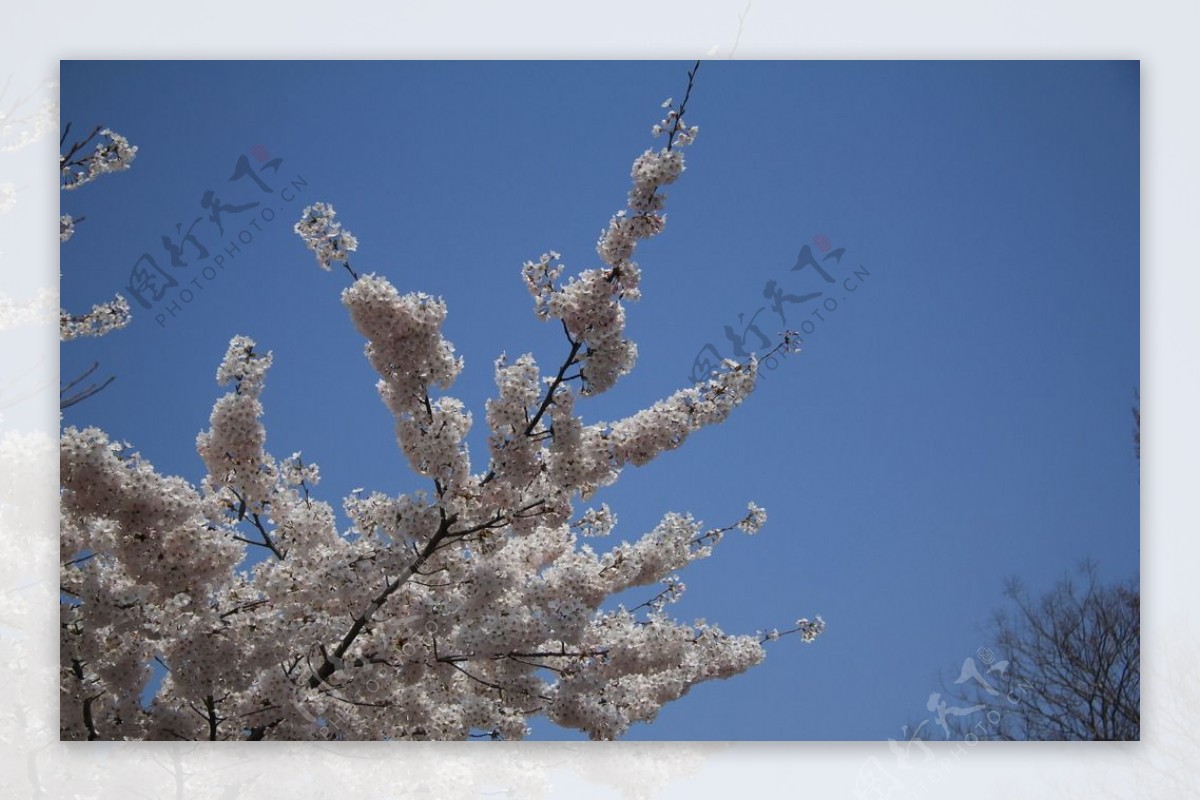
top-left (60, 75), bottom-right (822, 741)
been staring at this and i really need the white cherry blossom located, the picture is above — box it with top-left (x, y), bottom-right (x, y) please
top-left (60, 75), bottom-right (823, 742)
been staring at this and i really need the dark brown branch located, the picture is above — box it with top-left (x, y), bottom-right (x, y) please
top-left (308, 513), bottom-right (459, 688)
top-left (62, 552), bottom-right (96, 568)
top-left (229, 504), bottom-right (285, 560)
top-left (204, 694), bottom-right (220, 741)
top-left (59, 123), bottom-right (104, 172)
top-left (60, 362), bottom-right (116, 410)
top-left (218, 599), bottom-right (270, 620)
top-left (524, 321), bottom-right (582, 438)
top-left (665, 61), bottom-right (701, 153)
top-left (70, 658), bottom-right (100, 740)
top-left (443, 660), bottom-right (508, 694)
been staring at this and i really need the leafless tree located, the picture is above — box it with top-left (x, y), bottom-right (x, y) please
top-left (931, 562), bottom-right (1139, 741)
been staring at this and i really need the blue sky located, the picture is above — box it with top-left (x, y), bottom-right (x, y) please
top-left (60, 60), bottom-right (1139, 741)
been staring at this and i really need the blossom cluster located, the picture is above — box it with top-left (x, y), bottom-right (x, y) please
top-left (738, 501), bottom-right (768, 535)
top-left (196, 337), bottom-right (275, 508)
top-left (519, 98), bottom-right (700, 398)
top-left (60, 87), bottom-right (823, 742)
top-left (796, 616), bottom-right (827, 643)
top-left (650, 96), bottom-right (701, 147)
top-left (60, 128), bottom-right (138, 190)
top-left (294, 202), bottom-right (358, 270)
top-left (59, 125), bottom-right (138, 338)
top-left (58, 294), bottom-right (131, 341)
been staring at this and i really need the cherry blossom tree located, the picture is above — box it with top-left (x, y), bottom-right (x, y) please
top-left (57, 123), bottom-right (137, 408)
top-left (59, 64), bottom-right (824, 741)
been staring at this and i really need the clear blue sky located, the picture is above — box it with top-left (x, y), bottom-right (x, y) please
top-left (60, 60), bottom-right (1139, 741)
